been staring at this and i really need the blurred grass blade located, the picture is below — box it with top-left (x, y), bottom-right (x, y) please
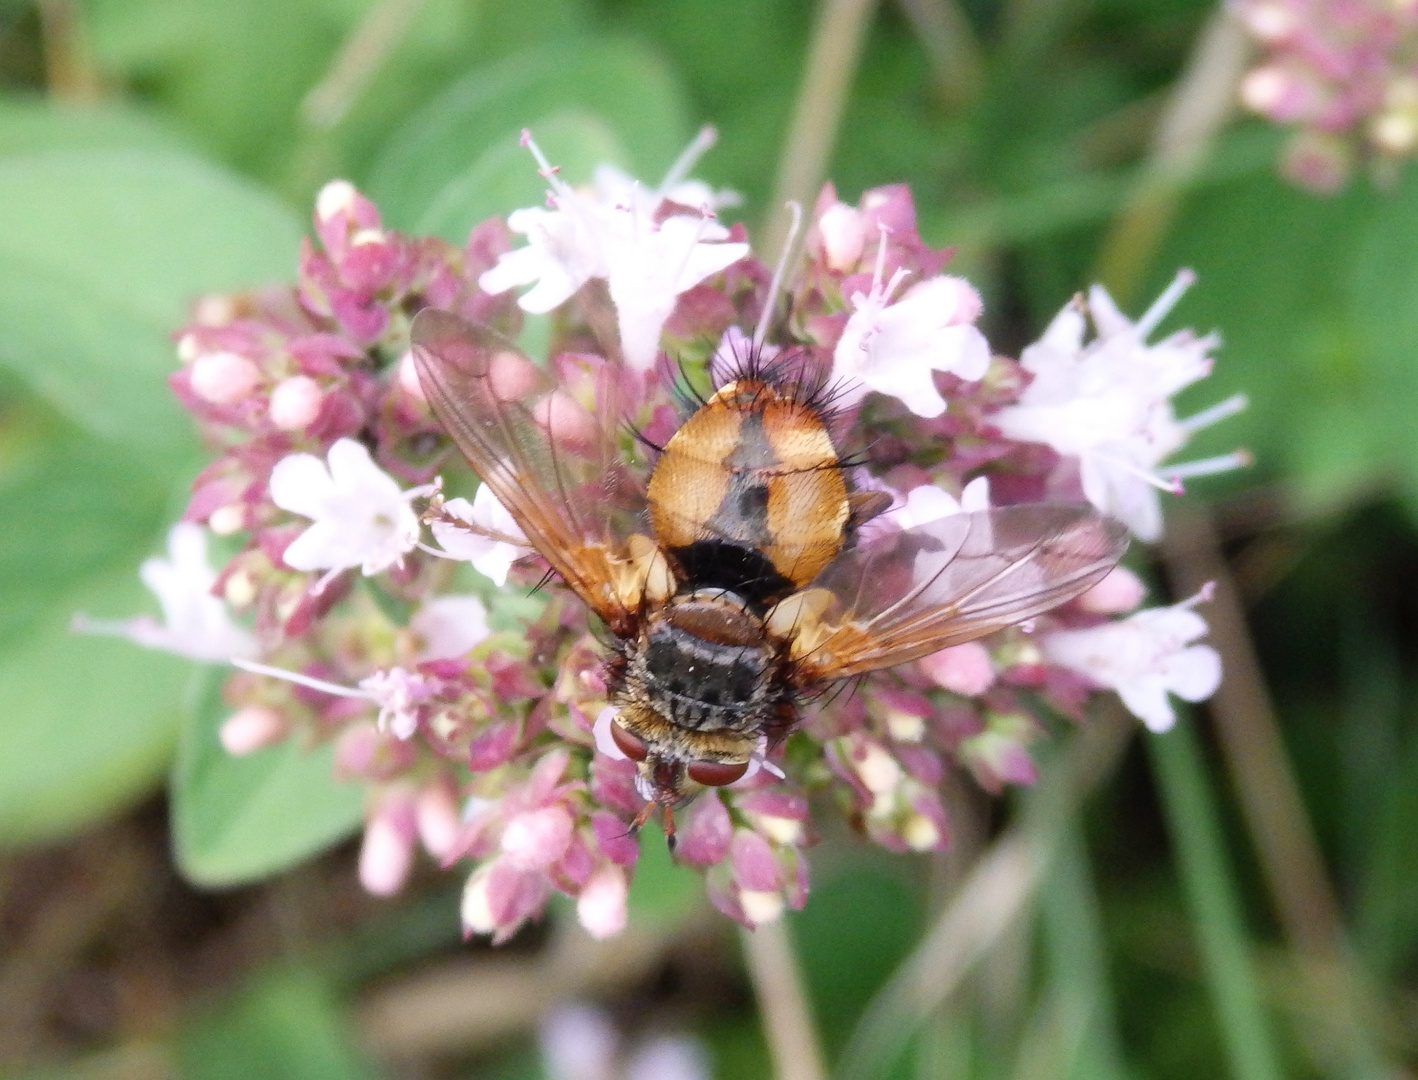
top-left (1038, 822), bottom-right (1129, 1080)
top-left (1147, 720), bottom-right (1282, 1080)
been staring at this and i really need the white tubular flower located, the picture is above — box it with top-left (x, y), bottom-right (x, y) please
top-left (232, 659), bottom-right (437, 741)
top-left (478, 130), bottom-right (748, 372)
top-left (429, 484), bottom-right (529, 587)
top-left (884, 476), bottom-right (990, 529)
top-left (832, 232), bottom-right (990, 417)
top-left (994, 271), bottom-right (1248, 541)
top-left (1039, 585), bottom-right (1223, 732)
top-left (73, 522), bottom-right (257, 662)
top-left (477, 204), bottom-right (604, 313)
top-left (408, 595), bottom-right (490, 661)
top-left (269, 438), bottom-right (428, 580)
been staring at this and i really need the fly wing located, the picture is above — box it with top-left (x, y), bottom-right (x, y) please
top-left (779, 504), bottom-right (1129, 682)
top-left (411, 308), bottom-right (650, 630)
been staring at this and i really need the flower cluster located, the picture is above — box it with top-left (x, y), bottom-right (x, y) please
top-left (94, 128), bottom-right (1239, 940)
top-left (1234, 0), bottom-right (1418, 190)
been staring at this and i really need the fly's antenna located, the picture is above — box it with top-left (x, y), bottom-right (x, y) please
top-left (752, 201), bottom-right (804, 352)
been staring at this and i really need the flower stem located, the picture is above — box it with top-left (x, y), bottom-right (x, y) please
top-left (1093, 10), bottom-right (1252, 304)
top-left (836, 708), bottom-right (1132, 1080)
top-left (763, 0), bottom-right (881, 255)
top-left (740, 920), bottom-right (827, 1080)
top-left (893, 0), bottom-right (982, 107)
top-left (301, 0), bottom-right (427, 129)
top-left (1146, 718), bottom-right (1283, 1080)
top-left (1162, 503), bottom-right (1396, 1079)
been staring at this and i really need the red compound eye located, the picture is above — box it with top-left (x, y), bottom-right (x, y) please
top-left (610, 718), bottom-right (649, 762)
top-left (687, 758), bottom-right (750, 787)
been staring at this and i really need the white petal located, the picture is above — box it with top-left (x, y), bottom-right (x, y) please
top-left (1117, 679), bottom-right (1179, 732)
top-left (327, 438), bottom-right (402, 503)
top-left (1162, 644), bottom-right (1223, 702)
top-left (281, 520), bottom-right (356, 571)
top-left (410, 595), bottom-right (490, 661)
top-left (268, 452), bottom-right (335, 519)
top-left (960, 476), bottom-right (991, 513)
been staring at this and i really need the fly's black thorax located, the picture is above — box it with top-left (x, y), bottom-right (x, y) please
top-left (625, 588), bottom-right (782, 736)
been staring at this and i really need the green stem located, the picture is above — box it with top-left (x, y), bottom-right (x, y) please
top-left (1147, 720), bottom-right (1283, 1080)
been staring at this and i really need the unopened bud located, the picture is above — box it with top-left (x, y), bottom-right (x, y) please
top-left (360, 797), bottom-right (417, 897)
top-left (739, 889), bottom-right (784, 926)
top-left (817, 202), bottom-right (867, 271)
top-left (268, 375), bottom-right (324, 431)
top-left (576, 866), bottom-right (628, 939)
top-left (1077, 566), bottom-right (1147, 614)
top-left (209, 504), bottom-right (246, 536)
top-left (316, 179), bottom-right (358, 223)
top-left (396, 351), bottom-right (426, 401)
top-left (190, 351), bottom-right (263, 405)
top-left (223, 568), bottom-right (256, 607)
top-left (219, 705), bottom-right (286, 755)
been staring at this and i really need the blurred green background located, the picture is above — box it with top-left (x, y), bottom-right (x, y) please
top-left (2, 0), bottom-right (1417, 1078)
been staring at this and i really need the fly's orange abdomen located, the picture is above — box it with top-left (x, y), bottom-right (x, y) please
top-left (647, 378), bottom-right (849, 602)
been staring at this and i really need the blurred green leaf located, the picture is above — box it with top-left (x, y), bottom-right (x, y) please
top-left (0, 567), bottom-right (189, 846)
top-left (627, 824), bottom-right (702, 925)
top-left (415, 107), bottom-right (624, 242)
top-left (1347, 166), bottom-right (1418, 516)
top-left (1153, 168), bottom-right (1381, 510)
top-left (0, 419), bottom-right (174, 650)
top-left (178, 965), bottom-right (381, 1080)
top-left (171, 665), bottom-right (365, 887)
top-left (85, 0), bottom-right (346, 178)
top-left (790, 863), bottom-right (922, 1059)
top-left (0, 99), bottom-right (189, 158)
top-left (367, 40), bottom-right (690, 229)
top-left (0, 148), bottom-right (302, 455)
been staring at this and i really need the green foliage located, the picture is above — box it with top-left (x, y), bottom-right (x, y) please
top-left (2, 2), bottom-right (1418, 1078)
top-left (171, 666), bottom-right (366, 887)
top-left (0, 138), bottom-right (304, 845)
top-left (367, 39), bottom-right (691, 230)
top-left (178, 966), bottom-right (382, 1080)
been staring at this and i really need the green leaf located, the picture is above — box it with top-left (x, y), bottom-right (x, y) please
top-left (0, 99), bottom-right (190, 159)
top-left (367, 40), bottom-right (690, 230)
top-left (178, 965), bottom-right (380, 1080)
top-left (627, 825), bottom-right (702, 925)
top-left (0, 418), bottom-right (175, 650)
top-left (415, 107), bottom-right (625, 242)
top-left (0, 568), bottom-right (189, 846)
top-left (172, 665), bottom-right (366, 887)
top-left (0, 149), bottom-right (303, 455)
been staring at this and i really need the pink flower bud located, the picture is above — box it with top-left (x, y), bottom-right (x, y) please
top-left (316, 179), bottom-right (359, 224)
top-left (268, 375), bottom-right (324, 431)
top-left (919, 641), bottom-right (995, 696)
top-left (218, 705), bottom-right (285, 755)
top-left (501, 805), bottom-right (574, 871)
top-left (190, 351), bottom-right (263, 405)
top-left (460, 862), bottom-right (497, 935)
top-left (209, 504), bottom-right (246, 536)
top-left (1077, 566), bottom-right (1147, 614)
top-left (1240, 65), bottom-right (1321, 123)
top-left (359, 794), bottom-right (417, 896)
top-left (416, 781), bottom-right (463, 860)
top-left (576, 865), bottom-right (628, 939)
top-left (675, 791), bottom-right (733, 866)
top-left (818, 201), bottom-right (867, 271)
top-left (396, 350), bottom-right (426, 402)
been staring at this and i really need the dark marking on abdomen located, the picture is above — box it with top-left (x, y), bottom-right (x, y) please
top-left (669, 540), bottom-right (795, 609)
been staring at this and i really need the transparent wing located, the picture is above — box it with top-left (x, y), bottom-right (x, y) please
top-left (781, 505), bottom-right (1129, 682)
top-left (411, 309), bottom-right (649, 630)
